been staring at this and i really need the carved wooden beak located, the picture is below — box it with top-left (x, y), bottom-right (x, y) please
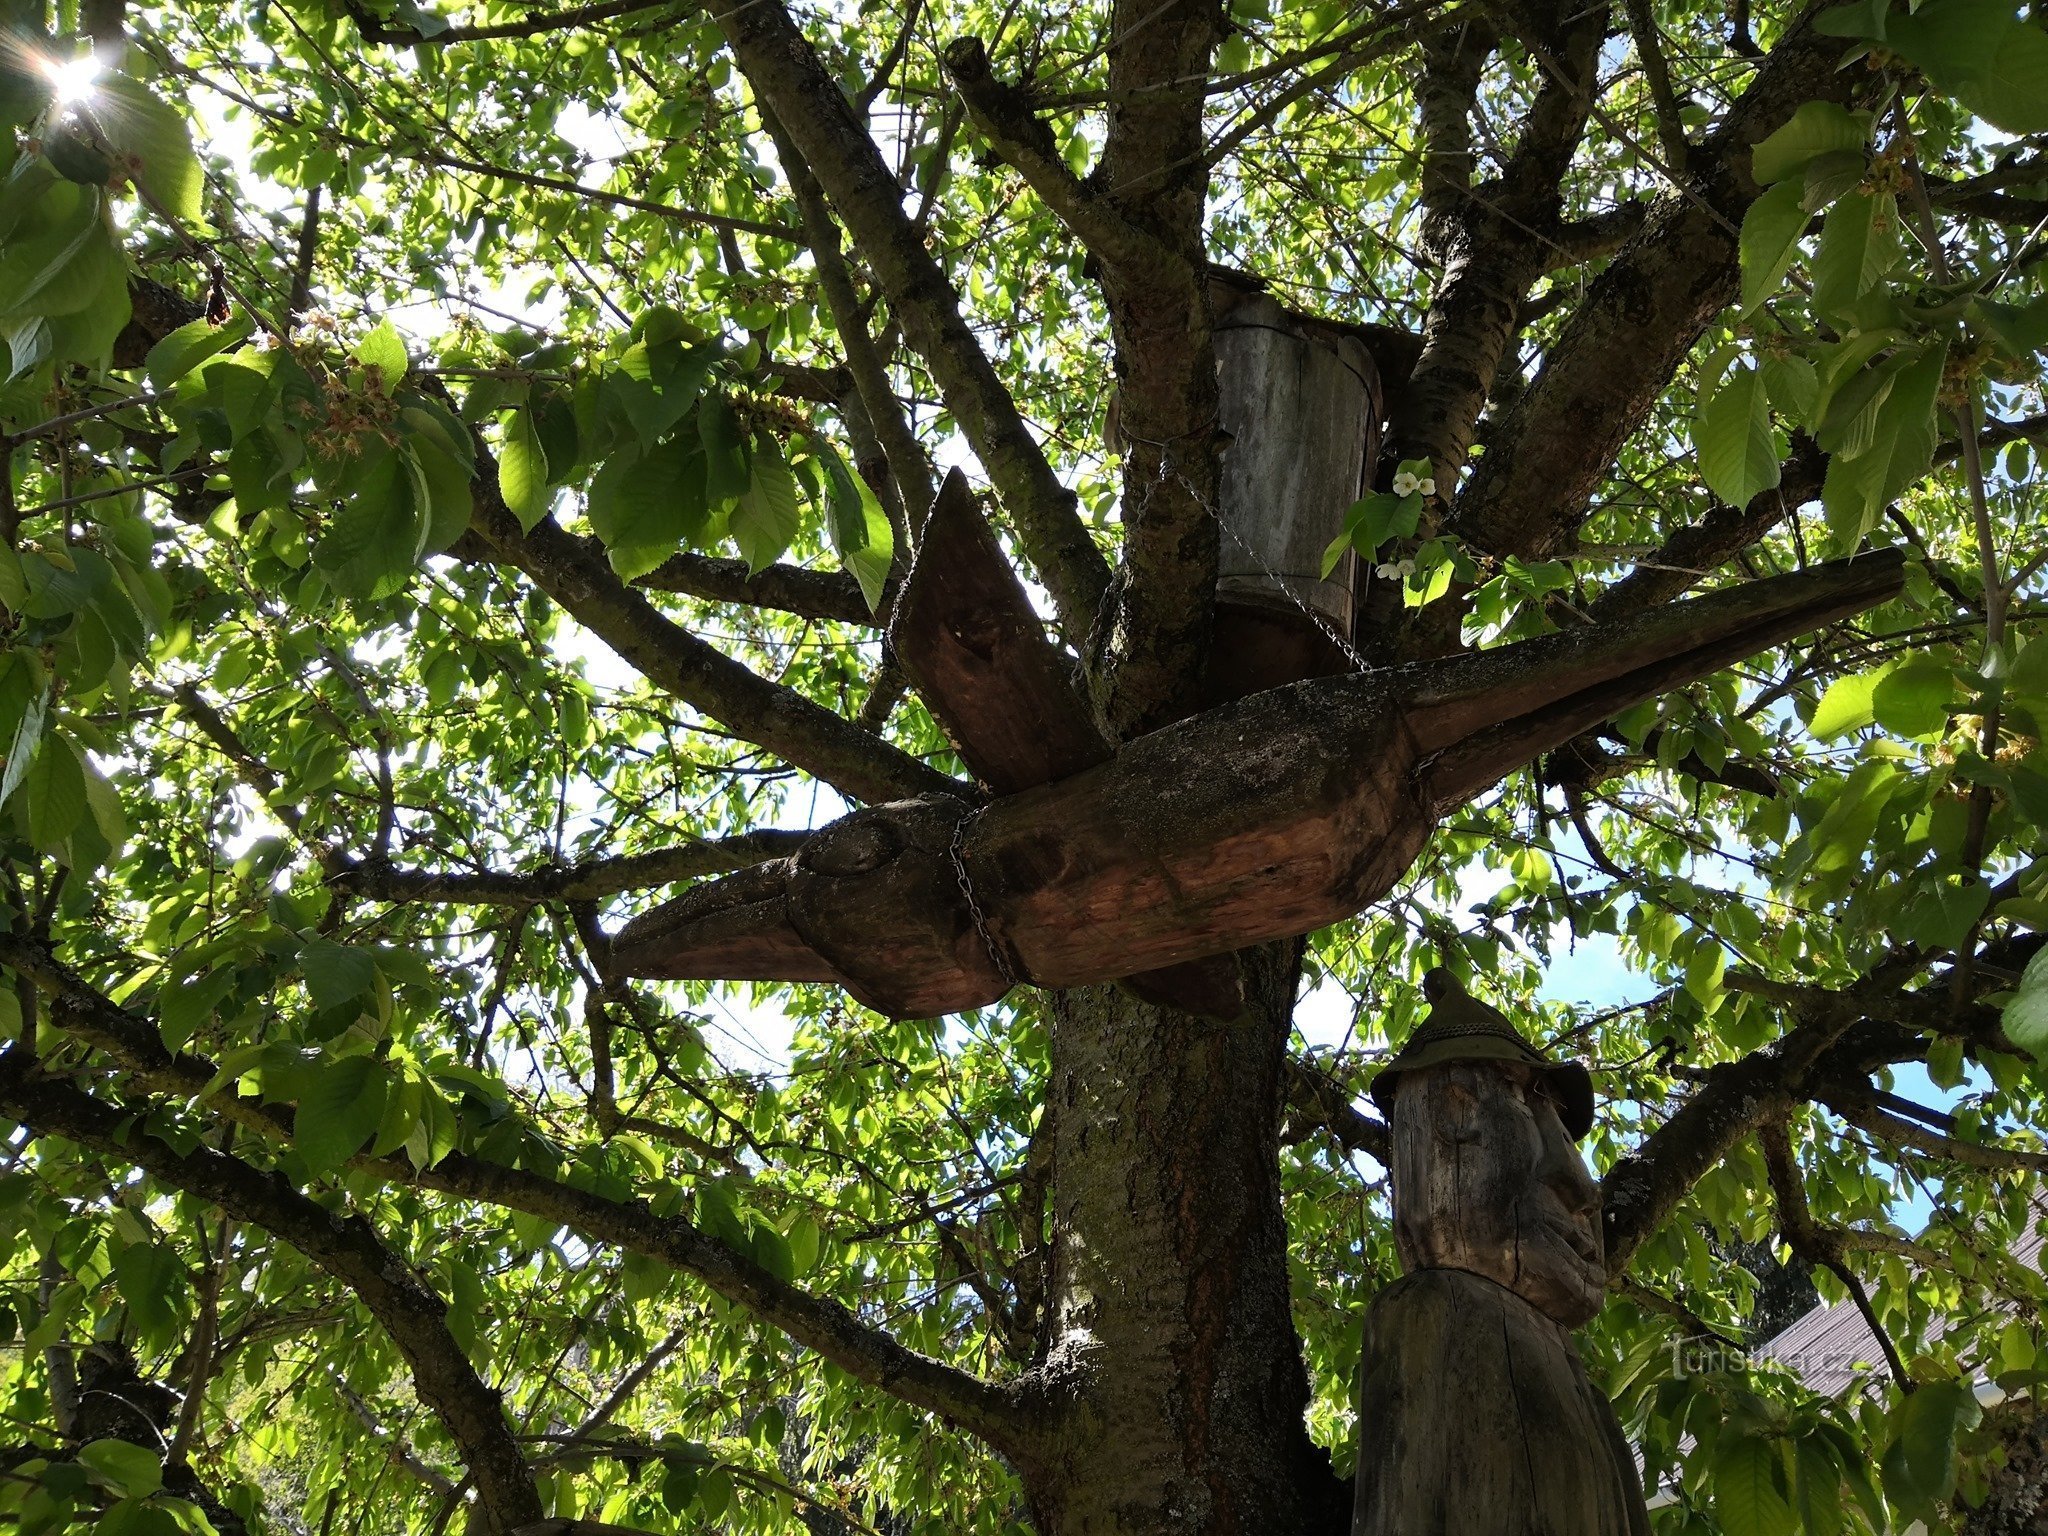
top-left (610, 552), bottom-right (1903, 1017)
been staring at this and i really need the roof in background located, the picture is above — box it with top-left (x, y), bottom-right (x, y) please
top-left (1759, 1203), bottom-right (2046, 1397)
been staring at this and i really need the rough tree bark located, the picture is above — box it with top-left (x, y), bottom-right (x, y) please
top-left (1022, 947), bottom-right (1352, 1534)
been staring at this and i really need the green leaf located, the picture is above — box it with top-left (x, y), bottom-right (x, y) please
top-left (499, 408), bottom-right (551, 530)
top-left (96, 78), bottom-right (205, 225)
top-left (93, 1497), bottom-right (190, 1536)
top-left (1751, 101), bottom-right (1870, 186)
top-left (1811, 192), bottom-right (1898, 321)
top-left (1740, 179), bottom-right (1808, 316)
top-left (1801, 148), bottom-right (1868, 212)
top-left (300, 938), bottom-right (378, 1010)
top-left (1320, 528), bottom-right (1352, 579)
top-left (145, 312), bottom-right (254, 390)
top-left (1884, 1377), bottom-right (1981, 1508)
top-left (1685, 940), bottom-right (1727, 1003)
top-left (1815, 352), bottom-right (1908, 459)
top-left (696, 1466), bottom-right (734, 1518)
top-left (1815, 0), bottom-right (1890, 36)
top-left (0, 682), bottom-right (49, 809)
top-left (1761, 353), bottom-right (1818, 424)
top-left (160, 967), bottom-right (235, 1053)
top-left (410, 439), bottom-right (475, 554)
top-left (113, 1242), bottom-right (184, 1343)
top-left (820, 444), bottom-right (894, 611)
top-left (1712, 1432), bottom-right (1795, 1536)
top-left (2004, 944), bottom-right (2048, 1062)
top-left (1810, 670), bottom-right (1880, 738)
top-left (698, 393), bottom-right (749, 505)
top-left (530, 384), bottom-right (579, 484)
top-left (732, 432), bottom-right (799, 572)
top-left (587, 436), bottom-right (708, 579)
top-left (1695, 362), bottom-right (1780, 506)
top-left (1793, 1435), bottom-right (1845, 1536)
top-left (77, 1440), bottom-right (163, 1500)
top-left (370, 1074), bottom-right (424, 1158)
top-left (295, 1054), bottom-right (388, 1175)
top-left (1902, 878), bottom-right (1991, 949)
top-left (313, 446), bottom-right (421, 599)
top-left (1972, 294), bottom-right (2048, 360)
top-left (2011, 634), bottom-right (2048, 702)
top-left (1886, 0), bottom-right (2048, 134)
top-left (1872, 658), bottom-right (1953, 736)
top-left (24, 733), bottom-right (86, 849)
top-left (0, 181), bottom-right (107, 317)
top-left (1820, 343), bottom-right (1947, 552)
top-left (610, 340), bottom-right (712, 444)
top-left (352, 318), bottom-right (409, 385)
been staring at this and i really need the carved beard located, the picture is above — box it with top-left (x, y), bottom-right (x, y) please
top-left (1388, 1059), bottom-right (1607, 1326)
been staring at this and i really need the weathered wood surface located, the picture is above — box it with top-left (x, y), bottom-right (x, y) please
top-left (610, 552), bottom-right (1904, 1016)
top-left (1211, 292), bottom-right (1381, 631)
top-left (888, 469), bottom-right (1111, 794)
top-left (1351, 1268), bottom-right (1651, 1536)
top-left (886, 467), bottom-right (1242, 1013)
top-left (1203, 289), bottom-right (1381, 703)
top-left (1388, 1059), bottom-right (1607, 1326)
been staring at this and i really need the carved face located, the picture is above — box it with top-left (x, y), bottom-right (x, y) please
top-left (1386, 1058), bottom-right (1606, 1326)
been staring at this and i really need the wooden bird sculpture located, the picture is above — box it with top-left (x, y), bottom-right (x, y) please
top-left (607, 475), bottom-right (1902, 1019)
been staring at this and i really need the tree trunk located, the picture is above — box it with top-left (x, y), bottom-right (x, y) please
top-left (1021, 943), bottom-right (1349, 1534)
top-left (1963, 1402), bottom-right (2048, 1535)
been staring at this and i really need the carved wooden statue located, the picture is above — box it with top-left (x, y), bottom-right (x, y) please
top-left (608, 479), bottom-right (1903, 1021)
top-left (1353, 969), bottom-right (1650, 1536)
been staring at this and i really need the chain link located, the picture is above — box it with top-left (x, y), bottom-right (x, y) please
top-left (1153, 449), bottom-right (1371, 674)
top-left (947, 807), bottom-right (1019, 989)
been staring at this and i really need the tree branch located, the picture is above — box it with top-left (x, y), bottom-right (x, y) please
top-left (1620, 0), bottom-right (1690, 171)
top-left (460, 459), bottom-right (961, 807)
top-left (1451, 17), bottom-right (1873, 562)
top-left (1603, 960), bottom-right (2015, 1272)
top-left (759, 105), bottom-right (939, 531)
top-left (1071, 0), bottom-right (1238, 734)
top-left (631, 550), bottom-right (892, 625)
top-left (942, 38), bottom-right (1168, 271)
top-left (1613, 1275), bottom-right (1745, 1350)
top-left (1282, 1058), bottom-right (1389, 1163)
top-left (1365, 3), bottom-right (1606, 655)
top-left (1, 936), bottom-right (1032, 1460)
top-left (349, 0), bottom-right (677, 45)
top-left (331, 832), bottom-right (812, 906)
top-left (0, 1048), bottom-right (545, 1533)
top-left (1761, 1117), bottom-right (1914, 1388)
top-left (169, 684), bottom-right (309, 838)
top-left (1821, 1085), bottom-right (2048, 1173)
top-left (704, 0), bottom-right (1110, 642)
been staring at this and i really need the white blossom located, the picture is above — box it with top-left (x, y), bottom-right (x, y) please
top-left (1391, 470), bottom-right (1420, 497)
top-left (1418, 476), bottom-right (1436, 497)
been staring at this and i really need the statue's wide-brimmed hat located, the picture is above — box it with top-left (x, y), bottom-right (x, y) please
top-left (1369, 969), bottom-right (1595, 1139)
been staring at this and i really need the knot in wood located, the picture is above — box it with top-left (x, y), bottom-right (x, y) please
top-left (799, 813), bottom-right (903, 877)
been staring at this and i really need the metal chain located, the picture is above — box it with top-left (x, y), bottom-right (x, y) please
top-left (1153, 449), bottom-right (1372, 674)
top-left (947, 807), bottom-right (1019, 989)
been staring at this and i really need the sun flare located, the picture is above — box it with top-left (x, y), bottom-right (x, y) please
top-left (41, 52), bottom-right (101, 106)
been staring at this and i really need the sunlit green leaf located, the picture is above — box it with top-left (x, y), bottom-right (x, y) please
top-left (1695, 362), bottom-right (1780, 505)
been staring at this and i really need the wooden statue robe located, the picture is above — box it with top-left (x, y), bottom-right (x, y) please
top-left (1354, 977), bottom-right (1650, 1536)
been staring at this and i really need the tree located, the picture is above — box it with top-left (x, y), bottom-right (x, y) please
top-left (0, 0), bottom-right (2045, 1530)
